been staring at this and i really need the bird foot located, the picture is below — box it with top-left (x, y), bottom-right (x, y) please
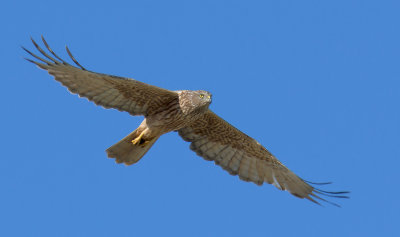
top-left (131, 137), bottom-right (142, 145)
top-left (131, 133), bottom-right (150, 147)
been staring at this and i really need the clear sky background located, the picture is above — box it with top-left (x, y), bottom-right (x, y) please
top-left (1, 0), bottom-right (399, 236)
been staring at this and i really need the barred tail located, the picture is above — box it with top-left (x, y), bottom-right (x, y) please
top-left (106, 130), bottom-right (159, 165)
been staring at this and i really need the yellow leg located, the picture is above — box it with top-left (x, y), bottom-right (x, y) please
top-left (131, 131), bottom-right (145, 145)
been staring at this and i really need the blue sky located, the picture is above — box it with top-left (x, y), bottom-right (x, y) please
top-left (1, 0), bottom-right (399, 236)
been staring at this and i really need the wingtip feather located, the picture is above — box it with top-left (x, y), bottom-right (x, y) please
top-left (65, 45), bottom-right (86, 70)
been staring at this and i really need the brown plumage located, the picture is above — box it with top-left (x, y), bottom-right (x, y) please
top-left (23, 36), bottom-right (349, 206)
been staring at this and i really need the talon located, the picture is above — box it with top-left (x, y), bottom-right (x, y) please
top-left (131, 132), bottom-right (145, 145)
top-left (131, 137), bottom-right (142, 145)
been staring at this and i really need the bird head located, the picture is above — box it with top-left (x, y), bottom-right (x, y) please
top-left (178, 90), bottom-right (212, 114)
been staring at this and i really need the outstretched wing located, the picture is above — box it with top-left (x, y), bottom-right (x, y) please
top-left (23, 36), bottom-right (178, 116)
top-left (178, 110), bottom-right (349, 206)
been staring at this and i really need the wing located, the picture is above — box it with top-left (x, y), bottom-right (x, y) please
top-left (23, 36), bottom-right (178, 116)
top-left (178, 110), bottom-right (349, 206)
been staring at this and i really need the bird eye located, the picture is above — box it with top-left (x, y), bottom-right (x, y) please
top-left (199, 94), bottom-right (204, 99)
top-left (207, 95), bottom-right (211, 99)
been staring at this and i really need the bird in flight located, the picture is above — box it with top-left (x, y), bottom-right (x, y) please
top-left (23, 36), bottom-right (349, 206)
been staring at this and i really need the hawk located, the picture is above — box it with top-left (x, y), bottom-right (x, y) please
top-left (23, 37), bottom-right (349, 206)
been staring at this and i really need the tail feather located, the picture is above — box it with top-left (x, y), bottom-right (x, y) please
top-left (106, 130), bottom-right (159, 165)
